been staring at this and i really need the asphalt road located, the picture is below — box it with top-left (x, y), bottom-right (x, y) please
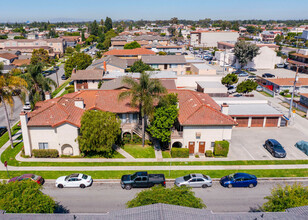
top-left (0, 97), bottom-right (23, 127)
top-left (47, 65), bottom-right (66, 89)
top-left (42, 180), bottom-right (308, 213)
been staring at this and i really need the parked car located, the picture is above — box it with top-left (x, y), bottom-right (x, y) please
top-left (175, 174), bottom-right (212, 188)
top-left (53, 66), bottom-right (59, 71)
top-left (121, 171), bottom-right (165, 190)
top-left (220, 173), bottom-right (257, 188)
top-left (61, 74), bottom-right (67, 80)
top-left (256, 85), bottom-right (263, 91)
top-left (227, 85), bottom-right (237, 94)
top-left (248, 75), bottom-right (257, 80)
top-left (0, 126), bottom-right (7, 137)
top-left (23, 101), bottom-right (31, 111)
top-left (56, 173), bottom-right (93, 188)
top-left (204, 56), bottom-right (213, 61)
top-left (295, 141), bottom-right (308, 156)
top-left (262, 73), bottom-right (275, 78)
top-left (264, 139), bottom-right (287, 158)
top-left (181, 52), bottom-right (188, 55)
top-left (245, 67), bottom-right (257, 72)
top-left (238, 72), bottom-right (248, 77)
top-left (276, 63), bottom-right (285, 68)
top-left (8, 174), bottom-right (45, 185)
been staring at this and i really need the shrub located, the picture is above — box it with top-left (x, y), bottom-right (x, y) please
top-left (65, 85), bottom-right (74, 93)
top-left (132, 134), bottom-right (142, 144)
top-left (213, 141), bottom-right (229, 157)
top-left (171, 148), bottom-right (189, 158)
top-left (195, 154), bottom-right (200, 158)
top-left (32, 149), bottom-right (59, 158)
top-left (205, 150), bottom-right (213, 157)
top-left (122, 133), bottom-right (131, 144)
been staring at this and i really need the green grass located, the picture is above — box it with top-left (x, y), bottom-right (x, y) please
top-left (0, 169), bottom-right (307, 180)
top-left (51, 79), bottom-right (71, 97)
top-left (258, 91), bottom-right (274, 97)
top-left (123, 144), bottom-right (155, 158)
top-left (162, 151), bottom-right (171, 158)
top-left (0, 124), bottom-right (21, 148)
top-left (59, 90), bottom-right (69, 97)
top-left (2, 142), bottom-right (308, 167)
top-left (83, 150), bottom-right (125, 159)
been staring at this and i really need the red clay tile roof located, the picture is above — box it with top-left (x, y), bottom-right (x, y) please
top-left (267, 78), bottom-right (308, 86)
top-left (27, 89), bottom-right (235, 128)
top-left (12, 59), bottom-right (31, 66)
top-left (169, 90), bottom-right (236, 126)
top-left (104, 48), bottom-right (155, 56)
top-left (0, 53), bottom-right (17, 60)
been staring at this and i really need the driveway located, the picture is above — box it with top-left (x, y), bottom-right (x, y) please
top-left (229, 127), bottom-right (308, 160)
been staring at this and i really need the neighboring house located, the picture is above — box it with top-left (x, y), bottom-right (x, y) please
top-left (265, 78), bottom-right (308, 93)
top-left (71, 69), bottom-right (103, 91)
top-left (214, 97), bottom-right (284, 127)
top-left (288, 50), bottom-right (308, 73)
top-left (141, 55), bottom-right (186, 75)
top-left (190, 31), bottom-right (239, 47)
top-left (12, 59), bottom-right (31, 67)
top-left (0, 53), bottom-right (18, 65)
top-left (196, 81), bottom-right (228, 97)
top-left (1, 65), bottom-right (15, 73)
top-left (217, 41), bottom-right (279, 51)
top-left (20, 89), bottom-right (236, 156)
top-left (60, 36), bottom-right (81, 47)
top-left (7, 32), bottom-right (24, 39)
top-left (104, 48), bottom-right (155, 59)
top-left (190, 63), bottom-right (216, 75)
top-left (87, 55), bottom-right (128, 73)
top-left (110, 35), bottom-right (170, 49)
top-left (27, 33), bottom-right (38, 39)
top-left (261, 31), bottom-right (280, 42)
top-left (300, 93), bottom-right (308, 107)
top-left (300, 30), bottom-right (308, 40)
top-left (170, 90), bottom-right (236, 153)
top-left (144, 44), bottom-right (183, 55)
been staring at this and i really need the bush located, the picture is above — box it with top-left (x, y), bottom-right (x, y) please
top-left (205, 150), bottom-right (213, 157)
top-left (171, 148), bottom-right (189, 158)
top-left (132, 134), bottom-right (142, 144)
top-left (213, 141), bottom-right (229, 157)
top-left (65, 85), bottom-right (74, 93)
top-left (195, 154), bottom-right (199, 158)
top-left (32, 149), bottom-right (59, 158)
top-left (122, 133), bottom-right (132, 144)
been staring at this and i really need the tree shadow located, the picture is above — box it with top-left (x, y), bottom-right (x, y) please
top-left (249, 206), bottom-right (262, 212)
top-left (54, 203), bottom-right (70, 213)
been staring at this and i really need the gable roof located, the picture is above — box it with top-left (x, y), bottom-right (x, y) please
top-left (88, 55), bottom-right (127, 70)
top-left (0, 53), bottom-right (17, 60)
top-left (12, 59), bottom-right (31, 66)
top-left (266, 78), bottom-right (308, 86)
top-left (142, 55), bottom-right (186, 64)
top-left (71, 69), bottom-right (103, 80)
top-left (104, 48), bottom-right (155, 56)
top-left (170, 90), bottom-right (236, 126)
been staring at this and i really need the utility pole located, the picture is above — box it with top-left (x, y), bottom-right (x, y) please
top-left (288, 65), bottom-right (299, 125)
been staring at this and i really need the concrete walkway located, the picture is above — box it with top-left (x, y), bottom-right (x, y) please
top-left (114, 147), bottom-right (135, 160)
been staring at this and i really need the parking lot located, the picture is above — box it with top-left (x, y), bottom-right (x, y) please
top-left (229, 127), bottom-right (308, 160)
top-left (253, 68), bottom-right (308, 79)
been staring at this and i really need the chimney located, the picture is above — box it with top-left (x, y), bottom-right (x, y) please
top-left (20, 111), bottom-right (32, 156)
top-left (72, 68), bottom-right (76, 74)
top-left (103, 61), bottom-right (107, 72)
top-left (221, 103), bottom-right (229, 115)
top-left (74, 97), bottom-right (84, 109)
top-left (45, 91), bottom-right (51, 100)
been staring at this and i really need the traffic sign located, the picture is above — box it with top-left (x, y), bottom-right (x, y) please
top-left (4, 161), bottom-right (7, 167)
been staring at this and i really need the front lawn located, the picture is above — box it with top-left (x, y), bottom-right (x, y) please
top-left (0, 124), bottom-right (20, 148)
top-left (0, 169), bottom-right (306, 179)
top-left (162, 151), bottom-right (171, 158)
top-left (123, 144), bottom-right (155, 158)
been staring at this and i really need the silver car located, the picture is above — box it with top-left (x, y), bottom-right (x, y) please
top-left (175, 174), bottom-right (212, 188)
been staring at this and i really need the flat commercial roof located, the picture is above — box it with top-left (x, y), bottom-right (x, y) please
top-left (228, 104), bottom-right (283, 116)
top-left (196, 81), bottom-right (225, 88)
top-left (192, 63), bottom-right (215, 70)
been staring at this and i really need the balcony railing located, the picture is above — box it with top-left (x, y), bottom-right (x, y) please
top-left (171, 130), bottom-right (183, 139)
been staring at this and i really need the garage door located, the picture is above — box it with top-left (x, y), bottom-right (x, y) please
top-left (251, 117), bottom-right (264, 127)
top-left (235, 117), bottom-right (249, 127)
top-left (266, 117), bottom-right (278, 127)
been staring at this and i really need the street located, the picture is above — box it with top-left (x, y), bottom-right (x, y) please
top-left (42, 180), bottom-right (308, 213)
top-left (47, 65), bottom-right (66, 88)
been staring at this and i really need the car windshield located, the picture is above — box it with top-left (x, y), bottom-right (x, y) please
top-left (183, 175), bottom-right (191, 181)
top-left (31, 175), bottom-right (39, 180)
top-left (65, 175), bottom-right (70, 181)
top-left (202, 175), bottom-right (209, 180)
top-left (228, 174), bottom-right (235, 180)
top-left (131, 173), bottom-right (137, 180)
top-left (274, 145), bottom-right (284, 150)
top-left (82, 174), bottom-right (88, 180)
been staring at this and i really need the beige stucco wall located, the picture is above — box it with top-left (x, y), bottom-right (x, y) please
top-left (29, 123), bottom-right (79, 156)
top-left (182, 125), bottom-right (233, 152)
top-left (190, 64), bottom-right (217, 75)
top-left (155, 64), bottom-right (185, 75)
top-left (106, 64), bottom-right (125, 73)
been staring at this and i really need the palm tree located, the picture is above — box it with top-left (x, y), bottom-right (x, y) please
top-left (0, 74), bottom-right (27, 149)
top-left (118, 72), bottom-right (167, 147)
top-left (21, 63), bottom-right (57, 106)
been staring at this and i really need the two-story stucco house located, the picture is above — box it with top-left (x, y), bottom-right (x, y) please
top-left (20, 89), bottom-right (236, 156)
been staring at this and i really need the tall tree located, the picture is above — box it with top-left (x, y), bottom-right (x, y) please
top-left (64, 52), bottom-right (92, 77)
top-left (78, 110), bottom-right (121, 156)
top-left (170, 17), bottom-right (178, 25)
top-left (31, 49), bottom-right (50, 65)
top-left (221, 73), bottom-right (239, 87)
top-left (129, 60), bottom-right (153, 73)
top-left (21, 64), bottom-right (56, 106)
top-left (0, 73), bottom-right (27, 148)
top-left (90, 20), bottom-right (99, 36)
top-left (124, 41), bottom-right (141, 49)
top-left (236, 79), bottom-right (258, 94)
top-left (234, 41), bottom-right (260, 68)
top-left (119, 72), bottom-right (167, 147)
top-left (105, 17), bottom-right (113, 32)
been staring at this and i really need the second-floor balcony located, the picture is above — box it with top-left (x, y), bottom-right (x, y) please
top-left (171, 129), bottom-right (183, 139)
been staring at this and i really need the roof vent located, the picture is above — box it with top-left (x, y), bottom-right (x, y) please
top-left (192, 104), bottom-right (197, 107)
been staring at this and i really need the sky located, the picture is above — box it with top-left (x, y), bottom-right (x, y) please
top-left (1, 0), bottom-right (308, 22)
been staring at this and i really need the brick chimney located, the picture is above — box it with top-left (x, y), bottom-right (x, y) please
top-left (221, 103), bottom-right (229, 115)
top-left (103, 61), bottom-right (107, 72)
top-left (74, 97), bottom-right (84, 109)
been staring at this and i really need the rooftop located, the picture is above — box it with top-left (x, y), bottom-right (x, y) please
top-left (266, 78), bottom-right (308, 86)
top-left (0, 52), bottom-right (17, 60)
top-left (141, 55), bottom-right (186, 64)
top-left (228, 104), bottom-right (283, 116)
top-left (71, 70), bottom-right (103, 80)
top-left (196, 81), bottom-right (225, 89)
top-left (104, 48), bottom-right (155, 56)
top-left (192, 63), bottom-right (215, 70)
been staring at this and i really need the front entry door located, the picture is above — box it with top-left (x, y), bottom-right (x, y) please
top-left (188, 142), bottom-right (195, 154)
top-left (199, 142), bottom-right (205, 153)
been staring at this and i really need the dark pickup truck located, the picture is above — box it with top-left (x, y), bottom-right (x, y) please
top-left (121, 171), bottom-right (165, 190)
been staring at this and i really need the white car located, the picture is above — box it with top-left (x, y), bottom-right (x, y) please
top-left (23, 102), bottom-right (31, 111)
top-left (56, 173), bottom-right (93, 188)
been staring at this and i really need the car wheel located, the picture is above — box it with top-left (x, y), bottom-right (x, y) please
top-left (125, 184), bottom-right (132, 190)
top-left (227, 184), bottom-right (232, 188)
top-left (57, 184), bottom-right (63, 189)
top-left (249, 183), bottom-right (254, 188)
top-left (202, 184), bottom-right (208, 188)
top-left (80, 184), bottom-right (86, 189)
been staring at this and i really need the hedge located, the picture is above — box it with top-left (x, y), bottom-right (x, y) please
top-left (213, 141), bottom-right (229, 157)
top-left (171, 148), bottom-right (189, 158)
top-left (32, 149), bottom-right (59, 158)
top-left (205, 150), bottom-right (213, 157)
